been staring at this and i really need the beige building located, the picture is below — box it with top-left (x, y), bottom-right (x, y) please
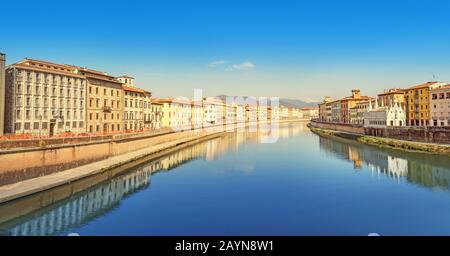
top-left (430, 84), bottom-right (450, 127)
top-left (0, 53), bottom-right (5, 134)
top-left (378, 89), bottom-right (405, 108)
top-left (349, 99), bottom-right (376, 125)
top-left (191, 99), bottom-right (204, 129)
top-left (5, 58), bottom-right (86, 135)
top-left (154, 97), bottom-right (192, 130)
top-left (150, 100), bottom-right (162, 129)
top-left (318, 96), bottom-right (332, 122)
top-left (300, 107), bottom-right (319, 119)
top-left (118, 76), bottom-right (151, 131)
top-left (77, 67), bottom-right (123, 133)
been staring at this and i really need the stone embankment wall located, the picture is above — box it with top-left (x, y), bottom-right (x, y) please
top-left (311, 120), bottom-right (450, 144)
top-left (309, 120), bottom-right (364, 134)
top-left (0, 128), bottom-right (216, 186)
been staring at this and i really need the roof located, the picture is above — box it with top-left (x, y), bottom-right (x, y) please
top-left (118, 75), bottom-right (134, 79)
top-left (10, 58), bottom-right (86, 78)
top-left (122, 85), bottom-right (150, 95)
top-left (406, 81), bottom-right (443, 90)
top-left (152, 97), bottom-right (191, 105)
top-left (378, 89), bottom-right (405, 96)
top-left (150, 99), bottom-right (163, 105)
top-left (431, 84), bottom-right (450, 91)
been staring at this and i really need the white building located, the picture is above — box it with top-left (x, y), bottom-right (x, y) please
top-left (235, 104), bottom-right (245, 123)
top-left (430, 85), bottom-right (450, 127)
top-left (5, 58), bottom-right (86, 135)
top-left (363, 102), bottom-right (406, 128)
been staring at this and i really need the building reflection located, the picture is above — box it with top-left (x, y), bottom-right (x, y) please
top-left (0, 122), bottom-right (304, 236)
top-left (319, 136), bottom-right (450, 188)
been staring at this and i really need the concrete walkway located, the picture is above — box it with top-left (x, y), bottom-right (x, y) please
top-left (0, 131), bottom-right (222, 204)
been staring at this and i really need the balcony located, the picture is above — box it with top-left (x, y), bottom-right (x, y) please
top-left (102, 106), bottom-right (112, 113)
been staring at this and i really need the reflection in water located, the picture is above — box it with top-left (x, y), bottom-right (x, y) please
top-left (0, 123), bottom-right (299, 236)
top-left (319, 136), bottom-right (450, 188)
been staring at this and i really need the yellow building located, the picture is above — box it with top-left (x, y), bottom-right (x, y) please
top-left (76, 67), bottom-right (124, 133)
top-left (150, 99), bottom-right (162, 130)
top-left (154, 97), bottom-right (192, 130)
top-left (404, 82), bottom-right (446, 126)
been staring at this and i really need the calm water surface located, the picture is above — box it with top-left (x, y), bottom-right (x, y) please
top-left (1, 122), bottom-right (450, 236)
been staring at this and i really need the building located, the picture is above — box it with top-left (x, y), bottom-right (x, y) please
top-left (300, 107), bottom-right (319, 120)
top-left (257, 101), bottom-right (268, 121)
top-left (267, 105), bottom-right (280, 121)
top-left (0, 53), bottom-right (5, 134)
top-left (377, 89), bottom-right (405, 108)
top-left (279, 106), bottom-right (290, 120)
top-left (363, 102), bottom-right (406, 128)
top-left (349, 99), bottom-right (376, 125)
top-left (150, 99), bottom-right (162, 129)
top-left (118, 76), bottom-right (151, 132)
top-left (318, 96), bottom-right (332, 122)
top-left (331, 100), bottom-right (342, 123)
top-left (191, 99), bottom-right (204, 129)
top-left (245, 103), bottom-right (258, 122)
top-left (430, 84), bottom-right (450, 127)
top-left (340, 89), bottom-right (371, 124)
top-left (235, 103), bottom-right (245, 123)
top-left (203, 98), bottom-right (217, 125)
top-left (76, 66), bottom-right (123, 133)
top-left (404, 81), bottom-right (447, 126)
top-left (5, 58), bottom-right (86, 135)
top-left (155, 97), bottom-right (192, 130)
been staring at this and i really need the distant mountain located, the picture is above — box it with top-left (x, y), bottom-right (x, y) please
top-left (215, 95), bottom-right (319, 108)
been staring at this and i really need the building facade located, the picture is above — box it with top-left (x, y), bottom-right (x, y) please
top-left (363, 103), bottom-right (406, 128)
top-left (79, 67), bottom-right (123, 133)
top-left (118, 76), bottom-right (151, 132)
top-left (404, 82), bottom-right (446, 126)
top-left (331, 100), bottom-right (342, 123)
top-left (5, 59), bottom-right (86, 135)
top-left (300, 107), bottom-right (319, 120)
top-left (318, 96), bottom-right (332, 122)
top-left (340, 90), bottom-right (371, 124)
top-left (430, 85), bottom-right (450, 127)
top-left (191, 99), bottom-right (204, 129)
top-left (378, 89), bottom-right (405, 108)
top-left (156, 97), bottom-right (192, 130)
top-left (150, 100), bottom-right (162, 129)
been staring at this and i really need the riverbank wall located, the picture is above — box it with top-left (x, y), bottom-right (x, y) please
top-left (308, 123), bottom-right (450, 155)
top-left (311, 120), bottom-right (450, 144)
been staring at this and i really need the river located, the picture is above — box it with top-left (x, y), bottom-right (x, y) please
top-left (0, 121), bottom-right (450, 236)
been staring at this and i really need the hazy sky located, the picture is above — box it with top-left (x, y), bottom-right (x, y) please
top-left (2, 0), bottom-right (450, 101)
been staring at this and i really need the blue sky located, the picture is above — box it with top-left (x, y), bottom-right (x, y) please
top-left (2, 0), bottom-right (450, 101)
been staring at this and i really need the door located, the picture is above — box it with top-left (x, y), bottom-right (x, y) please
top-left (49, 122), bottom-right (56, 137)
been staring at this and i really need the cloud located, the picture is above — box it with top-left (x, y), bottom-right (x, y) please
top-left (208, 60), bottom-right (225, 68)
top-left (226, 61), bottom-right (255, 71)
